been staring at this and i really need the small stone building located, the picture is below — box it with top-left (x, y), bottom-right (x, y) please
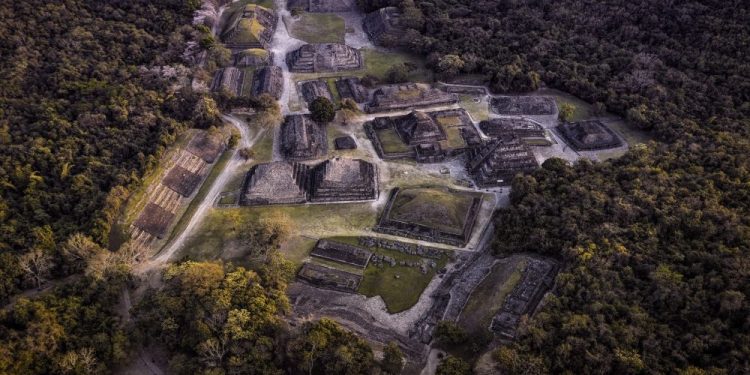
top-left (363, 7), bottom-right (405, 46)
top-left (297, 262), bottom-right (362, 293)
top-left (466, 136), bottom-right (539, 187)
top-left (310, 239), bottom-right (373, 268)
top-left (307, 157), bottom-right (378, 202)
top-left (286, 43), bottom-right (363, 73)
top-left (240, 161), bottom-right (308, 205)
top-left (300, 80), bottom-right (333, 104)
top-left (211, 67), bottom-right (245, 96)
top-left (365, 83), bottom-right (459, 113)
top-left (281, 114), bottom-right (328, 161)
top-left (222, 4), bottom-right (277, 50)
top-left (334, 136), bottom-right (357, 150)
top-left (336, 77), bottom-right (369, 103)
top-left (250, 66), bottom-right (284, 100)
top-left (557, 120), bottom-right (623, 150)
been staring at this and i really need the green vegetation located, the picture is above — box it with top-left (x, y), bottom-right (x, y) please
top-left (459, 259), bottom-right (526, 333)
top-left (325, 77), bottom-right (342, 106)
top-left (361, 49), bottom-right (432, 82)
top-left (441, 124), bottom-right (469, 149)
top-left (309, 97), bottom-right (336, 123)
top-left (458, 94), bottom-right (490, 122)
top-left (375, 128), bottom-right (411, 154)
top-left (390, 188), bottom-right (476, 234)
top-left (289, 12), bottom-right (346, 44)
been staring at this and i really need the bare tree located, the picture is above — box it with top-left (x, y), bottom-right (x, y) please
top-left (19, 248), bottom-right (53, 288)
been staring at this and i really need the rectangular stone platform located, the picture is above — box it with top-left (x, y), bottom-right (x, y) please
top-left (297, 262), bottom-right (362, 293)
top-left (311, 239), bottom-right (373, 268)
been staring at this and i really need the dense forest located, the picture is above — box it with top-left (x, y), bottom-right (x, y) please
top-left (0, 0), bottom-right (209, 300)
top-left (391, 0), bottom-right (750, 373)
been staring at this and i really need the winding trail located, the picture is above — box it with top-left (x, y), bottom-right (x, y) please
top-left (270, 0), bottom-right (306, 115)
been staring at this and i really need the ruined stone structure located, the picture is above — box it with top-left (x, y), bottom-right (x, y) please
top-left (250, 66), bottom-right (283, 99)
top-left (233, 48), bottom-right (273, 67)
top-left (300, 80), bottom-right (333, 104)
top-left (297, 262), bottom-right (362, 293)
top-left (222, 4), bottom-right (277, 50)
top-left (334, 136), bottom-right (356, 150)
top-left (286, 43), bottom-right (363, 73)
top-left (162, 166), bottom-right (203, 197)
top-left (363, 7), bottom-right (406, 46)
top-left (335, 77), bottom-right (369, 103)
top-left (311, 239), bottom-right (373, 268)
top-left (466, 137), bottom-right (539, 187)
top-left (490, 259), bottom-right (557, 339)
top-left (557, 120), bottom-right (623, 150)
top-left (133, 203), bottom-right (176, 239)
top-left (479, 118), bottom-right (550, 145)
top-left (240, 161), bottom-right (308, 205)
top-left (307, 158), bottom-right (378, 202)
top-left (375, 188), bottom-right (482, 247)
top-left (187, 131), bottom-right (226, 163)
top-left (490, 96), bottom-right (557, 116)
top-left (365, 109), bottom-right (480, 163)
top-left (280, 114), bottom-right (328, 161)
top-left (211, 67), bottom-right (244, 96)
top-left (288, 0), bottom-right (357, 12)
top-left (365, 83), bottom-right (459, 113)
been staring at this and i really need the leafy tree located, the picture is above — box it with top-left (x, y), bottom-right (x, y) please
top-left (437, 54), bottom-right (465, 78)
top-left (309, 97), bottom-right (336, 124)
top-left (434, 321), bottom-right (467, 346)
top-left (558, 103), bottom-right (576, 122)
top-left (287, 318), bottom-right (375, 375)
top-left (436, 356), bottom-right (471, 375)
top-left (386, 64), bottom-right (410, 83)
top-left (381, 341), bottom-right (404, 374)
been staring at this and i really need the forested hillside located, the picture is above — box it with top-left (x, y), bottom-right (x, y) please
top-left (398, 0), bottom-right (750, 372)
top-left (0, 0), bottom-right (203, 300)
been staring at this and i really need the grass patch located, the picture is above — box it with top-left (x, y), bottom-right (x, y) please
top-left (389, 188), bottom-right (476, 235)
top-left (360, 49), bottom-right (432, 82)
top-left (459, 259), bottom-right (526, 334)
top-left (240, 67), bottom-right (256, 96)
top-left (326, 78), bottom-right (342, 106)
top-left (178, 203), bottom-right (378, 261)
top-left (459, 94), bottom-right (490, 122)
top-left (606, 119), bottom-right (653, 146)
top-left (251, 128), bottom-right (275, 162)
top-left (375, 127), bottom-right (410, 154)
top-left (289, 12), bottom-right (345, 44)
top-left (442, 126), bottom-right (468, 149)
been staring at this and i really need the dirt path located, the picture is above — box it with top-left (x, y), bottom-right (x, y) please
top-left (271, 0), bottom-right (306, 115)
top-left (150, 114), bottom-right (258, 265)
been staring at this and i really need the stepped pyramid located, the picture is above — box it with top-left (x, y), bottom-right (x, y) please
top-left (286, 43), bottom-right (362, 73)
top-left (308, 157), bottom-right (378, 202)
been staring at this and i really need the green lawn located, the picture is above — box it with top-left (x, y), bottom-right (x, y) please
top-left (459, 94), bottom-right (490, 122)
top-left (328, 236), bottom-right (450, 313)
top-left (459, 259), bottom-right (526, 334)
top-left (360, 49), bottom-right (432, 82)
top-left (326, 78), bottom-right (342, 106)
top-left (289, 12), bottom-right (345, 44)
top-left (375, 127), bottom-right (410, 154)
top-left (390, 188), bottom-right (477, 235)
